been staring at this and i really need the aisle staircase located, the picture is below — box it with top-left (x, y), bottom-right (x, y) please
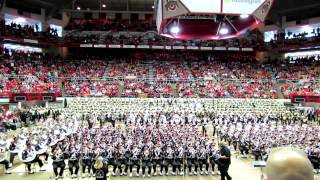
top-left (184, 62), bottom-right (194, 81)
top-left (171, 83), bottom-right (178, 97)
top-left (148, 64), bottom-right (154, 81)
top-left (117, 81), bottom-right (124, 97)
top-left (275, 81), bottom-right (285, 99)
top-left (103, 63), bottom-right (113, 78)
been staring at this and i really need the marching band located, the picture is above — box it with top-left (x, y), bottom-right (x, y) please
top-left (0, 97), bottom-right (318, 179)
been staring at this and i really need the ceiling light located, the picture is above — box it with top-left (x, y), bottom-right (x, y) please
top-left (76, 6), bottom-right (81, 10)
top-left (170, 26), bottom-right (180, 34)
top-left (14, 17), bottom-right (26, 23)
top-left (152, 5), bottom-right (155, 9)
top-left (219, 28), bottom-right (229, 35)
top-left (240, 14), bottom-right (249, 19)
top-left (102, 4), bottom-right (106, 8)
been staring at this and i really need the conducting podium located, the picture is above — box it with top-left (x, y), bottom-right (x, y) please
top-left (253, 161), bottom-right (266, 180)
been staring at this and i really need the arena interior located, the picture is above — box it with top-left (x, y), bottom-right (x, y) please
top-left (0, 0), bottom-right (320, 180)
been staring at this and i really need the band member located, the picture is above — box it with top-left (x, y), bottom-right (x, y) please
top-left (163, 145), bottom-right (175, 176)
top-left (104, 144), bottom-right (114, 176)
top-left (0, 147), bottom-right (11, 174)
top-left (82, 146), bottom-right (95, 177)
top-left (186, 145), bottom-right (198, 175)
top-left (113, 145), bottom-right (125, 176)
top-left (123, 145), bottom-right (132, 176)
top-left (252, 144), bottom-right (262, 161)
top-left (9, 137), bottom-right (18, 166)
top-left (218, 143), bottom-right (232, 180)
top-left (67, 146), bottom-right (81, 178)
top-left (239, 140), bottom-right (249, 157)
top-left (152, 144), bottom-right (163, 176)
top-left (130, 145), bottom-right (141, 177)
top-left (52, 146), bottom-right (65, 179)
top-left (209, 144), bottom-right (218, 175)
top-left (198, 145), bottom-right (209, 175)
top-left (22, 143), bottom-right (46, 174)
top-left (307, 148), bottom-right (320, 173)
top-left (141, 146), bottom-right (152, 177)
top-left (173, 145), bottom-right (185, 176)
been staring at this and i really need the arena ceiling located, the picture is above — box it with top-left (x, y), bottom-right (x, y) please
top-left (5, 0), bottom-right (320, 25)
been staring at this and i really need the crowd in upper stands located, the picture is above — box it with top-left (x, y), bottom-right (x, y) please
top-left (1, 49), bottom-right (319, 99)
top-left (2, 21), bottom-right (59, 42)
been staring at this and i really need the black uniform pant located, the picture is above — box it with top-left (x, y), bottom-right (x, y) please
top-left (0, 160), bottom-right (10, 169)
top-left (152, 159), bottom-right (163, 173)
top-left (53, 161), bottom-right (65, 177)
top-left (219, 163), bottom-right (232, 180)
top-left (163, 159), bottom-right (174, 173)
top-left (9, 152), bottom-right (17, 164)
top-left (142, 161), bottom-right (152, 175)
top-left (82, 159), bottom-right (95, 174)
top-left (310, 158), bottom-right (320, 170)
top-left (69, 160), bottom-right (80, 175)
top-left (187, 159), bottom-right (198, 172)
top-left (174, 159), bottom-right (184, 173)
top-left (113, 160), bottom-right (124, 174)
top-left (129, 160), bottom-right (140, 173)
top-left (26, 157), bottom-right (43, 172)
top-left (199, 159), bottom-right (209, 171)
top-left (240, 147), bottom-right (249, 155)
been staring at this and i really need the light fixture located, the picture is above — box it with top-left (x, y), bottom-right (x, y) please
top-left (170, 26), bottom-right (180, 34)
top-left (102, 4), bottom-right (106, 8)
top-left (76, 6), bottom-right (81, 10)
top-left (14, 17), bottom-right (26, 24)
top-left (240, 14), bottom-right (249, 19)
top-left (219, 28), bottom-right (229, 35)
top-left (152, 5), bottom-right (155, 9)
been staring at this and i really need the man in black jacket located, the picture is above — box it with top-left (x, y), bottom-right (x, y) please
top-left (218, 143), bottom-right (232, 180)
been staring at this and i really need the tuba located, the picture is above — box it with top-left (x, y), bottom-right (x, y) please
top-left (0, 147), bottom-right (7, 162)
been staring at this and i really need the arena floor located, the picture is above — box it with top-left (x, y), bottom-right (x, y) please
top-left (1, 123), bottom-right (319, 180)
top-left (0, 155), bottom-right (261, 180)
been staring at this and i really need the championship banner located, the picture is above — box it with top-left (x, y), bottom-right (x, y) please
top-left (80, 44), bottom-right (93, 48)
top-left (123, 45), bottom-right (136, 48)
top-left (173, 46), bottom-right (185, 50)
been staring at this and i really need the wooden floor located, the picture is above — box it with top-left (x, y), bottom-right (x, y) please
top-left (0, 154), bottom-right (262, 180)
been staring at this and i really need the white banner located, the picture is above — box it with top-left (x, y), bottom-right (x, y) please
top-left (187, 46), bottom-right (199, 50)
top-left (200, 47), bottom-right (213, 50)
top-left (152, 45), bottom-right (165, 49)
top-left (242, 47), bottom-right (254, 51)
top-left (165, 46), bottom-right (172, 50)
top-left (137, 45), bottom-right (150, 49)
top-left (24, 39), bottom-right (38, 44)
top-left (109, 44), bottom-right (121, 48)
top-left (80, 44), bottom-right (93, 48)
top-left (173, 46), bottom-right (185, 50)
top-left (94, 44), bottom-right (107, 48)
top-left (228, 47), bottom-right (240, 51)
top-left (214, 47), bottom-right (227, 50)
top-left (123, 45), bottom-right (136, 49)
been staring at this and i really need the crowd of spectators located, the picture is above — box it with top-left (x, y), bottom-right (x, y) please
top-left (0, 50), bottom-right (319, 98)
top-left (65, 18), bottom-right (156, 32)
top-left (3, 21), bottom-right (59, 42)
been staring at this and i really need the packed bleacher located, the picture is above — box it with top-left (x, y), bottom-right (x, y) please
top-left (0, 50), bottom-right (319, 98)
